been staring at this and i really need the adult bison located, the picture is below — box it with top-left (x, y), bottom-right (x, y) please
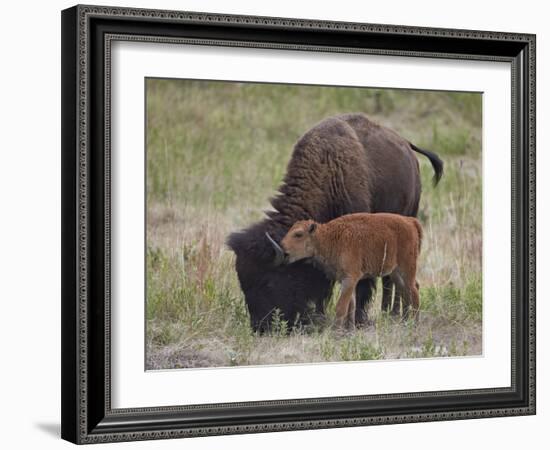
top-left (227, 113), bottom-right (443, 332)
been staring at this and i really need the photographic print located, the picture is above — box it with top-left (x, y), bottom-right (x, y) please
top-left (145, 79), bottom-right (482, 370)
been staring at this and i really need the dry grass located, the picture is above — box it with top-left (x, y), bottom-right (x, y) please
top-left (145, 79), bottom-right (482, 370)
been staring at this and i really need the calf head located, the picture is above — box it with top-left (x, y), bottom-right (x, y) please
top-left (280, 220), bottom-right (318, 263)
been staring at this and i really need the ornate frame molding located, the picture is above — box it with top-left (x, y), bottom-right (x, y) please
top-left (61, 4), bottom-right (536, 444)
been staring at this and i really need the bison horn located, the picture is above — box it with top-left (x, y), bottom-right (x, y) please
top-left (265, 232), bottom-right (286, 266)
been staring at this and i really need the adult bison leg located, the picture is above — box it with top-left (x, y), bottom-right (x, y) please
top-left (355, 278), bottom-right (375, 325)
top-left (391, 282), bottom-right (402, 316)
top-left (381, 276), bottom-right (394, 313)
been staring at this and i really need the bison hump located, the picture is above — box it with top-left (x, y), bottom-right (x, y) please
top-left (271, 115), bottom-right (373, 222)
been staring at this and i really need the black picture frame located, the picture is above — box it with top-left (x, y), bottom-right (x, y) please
top-left (61, 4), bottom-right (536, 444)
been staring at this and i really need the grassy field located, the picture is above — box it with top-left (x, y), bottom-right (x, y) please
top-left (145, 79), bottom-right (482, 369)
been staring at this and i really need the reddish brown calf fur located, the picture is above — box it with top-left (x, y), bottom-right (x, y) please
top-left (281, 213), bottom-right (423, 328)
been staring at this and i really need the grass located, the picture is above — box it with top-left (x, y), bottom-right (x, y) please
top-left (145, 79), bottom-right (483, 370)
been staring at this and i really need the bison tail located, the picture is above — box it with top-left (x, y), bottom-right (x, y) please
top-left (409, 143), bottom-right (444, 187)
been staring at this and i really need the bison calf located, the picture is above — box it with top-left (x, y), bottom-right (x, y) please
top-left (280, 213), bottom-right (422, 329)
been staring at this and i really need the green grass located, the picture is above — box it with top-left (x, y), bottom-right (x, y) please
top-left (145, 79), bottom-right (483, 369)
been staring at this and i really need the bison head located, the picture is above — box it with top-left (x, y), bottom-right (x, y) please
top-left (227, 221), bottom-right (333, 333)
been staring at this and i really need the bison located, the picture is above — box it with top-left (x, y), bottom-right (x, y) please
top-left (280, 213), bottom-right (423, 328)
top-left (227, 113), bottom-right (442, 332)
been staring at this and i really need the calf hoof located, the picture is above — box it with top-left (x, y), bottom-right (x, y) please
top-left (334, 318), bottom-right (347, 330)
top-left (332, 325), bottom-right (348, 338)
top-left (333, 319), bottom-right (356, 334)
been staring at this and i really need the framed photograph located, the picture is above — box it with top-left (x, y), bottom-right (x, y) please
top-left (61, 4), bottom-right (536, 444)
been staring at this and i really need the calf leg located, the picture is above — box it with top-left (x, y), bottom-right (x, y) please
top-left (336, 277), bottom-right (359, 329)
top-left (398, 275), bottom-right (420, 322)
top-left (355, 278), bottom-right (375, 325)
top-left (347, 292), bottom-right (357, 330)
top-left (400, 285), bottom-right (410, 319)
top-left (406, 280), bottom-right (420, 321)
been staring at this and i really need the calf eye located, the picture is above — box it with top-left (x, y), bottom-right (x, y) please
top-left (294, 232), bottom-right (303, 238)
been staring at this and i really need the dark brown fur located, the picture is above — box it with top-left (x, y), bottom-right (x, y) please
top-left (281, 213), bottom-right (423, 328)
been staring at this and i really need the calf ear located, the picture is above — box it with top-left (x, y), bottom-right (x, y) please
top-left (308, 223), bottom-right (317, 234)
